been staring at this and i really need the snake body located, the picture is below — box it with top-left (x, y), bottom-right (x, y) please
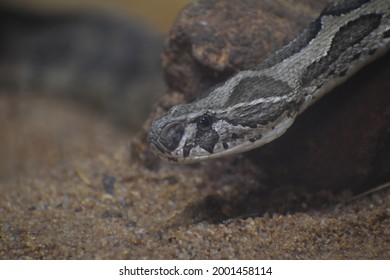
top-left (148, 0), bottom-right (390, 163)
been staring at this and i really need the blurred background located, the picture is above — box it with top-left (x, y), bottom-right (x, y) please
top-left (0, 0), bottom-right (191, 177)
top-left (0, 0), bottom-right (192, 127)
top-left (1, 0), bottom-right (191, 33)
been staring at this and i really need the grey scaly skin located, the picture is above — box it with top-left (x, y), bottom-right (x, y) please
top-left (148, 0), bottom-right (390, 163)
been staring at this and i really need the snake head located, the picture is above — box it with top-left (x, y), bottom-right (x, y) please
top-left (147, 90), bottom-right (297, 163)
top-left (147, 71), bottom-right (302, 163)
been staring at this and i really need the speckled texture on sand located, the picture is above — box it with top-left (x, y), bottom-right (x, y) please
top-left (1, 96), bottom-right (389, 259)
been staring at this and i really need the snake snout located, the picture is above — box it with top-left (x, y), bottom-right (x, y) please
top-left (157, 122), bottom-right (185, 152)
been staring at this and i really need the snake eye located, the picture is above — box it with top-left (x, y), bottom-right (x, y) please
top-left (197, 114), bottom-right (212, 131)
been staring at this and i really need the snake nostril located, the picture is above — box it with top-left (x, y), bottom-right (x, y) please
top-left (159, 122), bottom-right (185, 151)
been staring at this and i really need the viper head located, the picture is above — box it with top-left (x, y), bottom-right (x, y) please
top-left (147, 73), bottom-right (297, 163)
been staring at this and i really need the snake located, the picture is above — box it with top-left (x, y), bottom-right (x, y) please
top-left (148, 0), bottom-right (390, 163)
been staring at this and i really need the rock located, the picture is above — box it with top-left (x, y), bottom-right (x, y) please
top-left (162, 0), bottom-right (330, 100)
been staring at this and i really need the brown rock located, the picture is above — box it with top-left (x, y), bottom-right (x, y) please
top-left (162, 0), bottom-right (330, 100)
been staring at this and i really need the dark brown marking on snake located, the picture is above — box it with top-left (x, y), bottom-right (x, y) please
top-left (222, 95), bottom-right (304, 128)
top-left (368, 47), bottom-right (378, 55)
top-left (321, 0), bottom-right (370, 16)
top-left (225, 76), bottom-right (292, 107)
top-left (183, 144), bottom-right (193, 158)
top-left (194, 128), bottom-right (219, 154)
top-left (222, 142), bottom-right (229, 150)
top-left (301, 13), bottom-right (382, 86)
top-left (231, 133), bottom-right (239, 140)
top-left (229, 116), bottom-right (258, 128)
top-left (339, 68), bottom-right (348, 77)
top-left (384, 30), bottom-right (390, 38)
top-left (352, 52), bottom-right (362, 61)
top-left (257, 18), bottom-right (323, 69)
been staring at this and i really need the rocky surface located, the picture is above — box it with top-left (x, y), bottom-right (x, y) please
top-left (162, 0), bottom-right (331, 100)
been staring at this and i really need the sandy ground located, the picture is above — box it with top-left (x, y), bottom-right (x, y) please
top-left (1, 95), bottom-right (389, 259)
